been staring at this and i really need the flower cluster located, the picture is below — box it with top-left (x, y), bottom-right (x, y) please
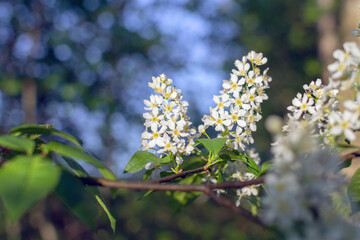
top-left (285, 42), bottom-right (360, 144)
top-left (263, 123), bottom-right (360, 239)
top-left (201, 51), bottom-right (271, 150)
top-left (141, 74), bottom-right (196, 163)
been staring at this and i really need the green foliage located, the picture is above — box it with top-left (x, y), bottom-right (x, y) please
top-left (10, 124), bottom-right (82, 147)
top-left (0, 135), bottom-right (35, 155)
top-left (348, 168), bottom-right (360, 214)
top-left (0, 124), bottom-right (116, 232)
top-left (219, 150), bottom-right (260, 177)
top-left (55, 172), bottom-right (100, 229)
top-left (166, 174), bottom-right (203, 213)
top-left (42, 141), bottom-right (115, 180)
top-left (260, 161), bottom-right (273, 176)
top-left (60, 157), bottom-right (117, 232)
top-left (0, 155), bottom-right (61, 221)
top-left (196, 138), bottom-right (227, 158)
top-left (125, 151), bottom-right (171, 173)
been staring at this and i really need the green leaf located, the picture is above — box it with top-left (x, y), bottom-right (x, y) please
top-left (196, 138), bottom-right (227, 157)
top-left (244, 156), bottom-right (260, 177)
top-left (125, 151), bottom-right (171, 173)
top-left (137, 190), bottom-right (154, 201)
top-left (160, 171), bottom-right (174, 178)
top-left (60, 158), bottom-right (116, 232)
top-left (0, 135), bottom-right (35, 155)
top-left (336, 160), bottom-right (352, 172)
top-left (10, 124), bottom-right (82, 147)
top-left (348, 168), bottom-right (360, 214)
top-left (166, 175), bottom-right (202, 213)
top-left (55, 172), bottom-right (99, 229)
top-left (0, 155), bottom-right (60, 221)
top-left (216, 168), bottom-right (225, 183)
top-left (143, 168), bottom-right (155, 181)
top-left (221, 150), bottom-right (260, 177)
top-left (89, 188), bottom-right (116, 233)
top-left (44, 141), bottom-right (115, 180)
top-left (260, 161), bottom-right (273, 175)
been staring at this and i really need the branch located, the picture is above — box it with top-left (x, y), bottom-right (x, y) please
top-left (204, 189), bottom-right (266, 228)
top-left (150, 165), bottom-right (210, 183)
top-left (80, 176), bottom-right (264, 191)
top-left (80, 176), bottom-right (266, 227)
top-left (341, 151), bottom-right (360, 163)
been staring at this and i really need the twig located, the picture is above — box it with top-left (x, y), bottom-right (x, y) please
top-left (204, 189), bottom-right (266, 228)
top-left (341, 151), bottom-right (360, 163)
top-left (150, 165), bottom-right (210, 183)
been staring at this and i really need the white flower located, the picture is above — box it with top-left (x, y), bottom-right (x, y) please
top-left (141, 125), bottom-right (166, 148)
top-left (288, 93), bottom-right (316, 119)
top-left (233, 57), bottom-right (250, 76)
top-left (222, 74), bottom-right (244, 97)
top-left (141, 74), bottom-right (196, 157)
top-left (229, 95), bottom-right (251, 110)
top-left (213, 94), bottom-right (231, 111)
top-left (212, 110), bottom-right (231, 132)
top-left (247, 51), bottom-right (268, 65)
top-left (158, 133), bottom-right (177, 154)
top-left (246, 111), bottom-right (262, 131)
top-left (144, 95), bottom-right (163, 111)
top-left (203, 51), bottom-right (270, 149)
top-left (228, 105), bottom-right (246, 128)
top-left (329, 110), bottom-right (360, 141)
top-left (143, 107), bottom-right (164, 129)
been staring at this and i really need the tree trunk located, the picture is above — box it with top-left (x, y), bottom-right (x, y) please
top-left (21, 79), bottom-right (37, 124)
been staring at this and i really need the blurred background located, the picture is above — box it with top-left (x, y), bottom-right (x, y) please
top-left (0, 0), bottom-right (359, 239)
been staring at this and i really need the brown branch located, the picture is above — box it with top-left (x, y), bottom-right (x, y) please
top-left (341, 151), bottom-right (360, 162)
top-left (80, 176), bottom-right (264, 191)
top-left (204, 189), bottom-right (266, 228)
top-left (210, 177), bottom-right (264, 189)
top-left (80, 176), bottom-right (266, 227)
top-left (81, 177), bottom-right (208, 192)
top-left (150, 165), bottom-right (210, 183)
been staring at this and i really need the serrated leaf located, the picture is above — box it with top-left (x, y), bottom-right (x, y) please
top-left (0, 155), bottom-right (60, 221)
top-left (125, 151), bottom-right (171, 173)
top-left (0, 135), bottom-right (35, 155)
top-left (196, 138), bottom-right (227, 157)
top-left (348, 168), bottom-right (360, 214)
top-left (10, 124), bottom-right (82, 147)
top-left (55, 172), bottom-right (99, 229)
top-left (44, 141), bottom-right (115, 180)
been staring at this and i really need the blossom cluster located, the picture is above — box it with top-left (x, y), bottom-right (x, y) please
top-left (201, 51), bottom-right (272, 150)
top-left (285, 42), bottom-right (360, 144)
top-left (141, 74), bottom-right (196, 163)
top-left (263, 123), bottom-right (360, 239)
